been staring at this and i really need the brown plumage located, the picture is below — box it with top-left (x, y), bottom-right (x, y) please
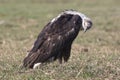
top-left (23, 10), bottom-right (92, 68)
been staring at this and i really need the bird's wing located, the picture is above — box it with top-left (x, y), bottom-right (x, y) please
top-left (30, 14), bottom-right (79, 53)
top-left (30, 22), bottom-right (51, 53)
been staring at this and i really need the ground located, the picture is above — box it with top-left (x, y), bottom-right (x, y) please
top-left (0, 0), bottom-right (120, 80)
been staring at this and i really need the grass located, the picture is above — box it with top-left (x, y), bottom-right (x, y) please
top-left (0, 0), bottom-right (120, 80)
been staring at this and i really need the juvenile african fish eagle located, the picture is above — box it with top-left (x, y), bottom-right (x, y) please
top-left (23, 10), bottom-right (92, 69)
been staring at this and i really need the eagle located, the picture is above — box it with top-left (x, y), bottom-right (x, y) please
top-left (23, 10), bottom-right (92, 69)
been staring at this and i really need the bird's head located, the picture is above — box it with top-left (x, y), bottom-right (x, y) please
top-left (82, 17), bottom-right (92, 32)
top-left (50, 10), bottom-right (92, 32)
top-left (61, 10), bottom-right (92, 32)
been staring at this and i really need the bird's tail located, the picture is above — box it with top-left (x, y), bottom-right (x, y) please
top-left (23, 51), bottom-right (55, 68)
top-left (23, 52), bottom-right (40, 68)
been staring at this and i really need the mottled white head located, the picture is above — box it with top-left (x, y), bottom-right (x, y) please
top-left (82, 16), bottom-right (92, 32)
top-left (51, 10), bottom-right (92, 32)
top-left (63, 10), bottom-right (92, 32)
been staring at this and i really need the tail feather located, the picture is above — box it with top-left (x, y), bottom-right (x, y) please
top-left (23, 52), bottom-right (40, 68)
top-left (23, 51), bottom-right (55, 68)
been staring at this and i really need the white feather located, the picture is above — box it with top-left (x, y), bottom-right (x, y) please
top-left (50, 10), bottom-right (92, 31)
top-left (33, 63), bottom-right (41, 69)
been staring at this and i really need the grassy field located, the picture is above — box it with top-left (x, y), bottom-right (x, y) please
top-left (0, 0), bottom-right (120, 80)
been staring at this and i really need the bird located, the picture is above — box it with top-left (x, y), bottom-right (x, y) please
top-left (23, 10), bottom-right (92, 69)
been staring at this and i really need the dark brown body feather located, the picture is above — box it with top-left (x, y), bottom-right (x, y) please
top-left (23, 13), bottom-right (83, 68)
